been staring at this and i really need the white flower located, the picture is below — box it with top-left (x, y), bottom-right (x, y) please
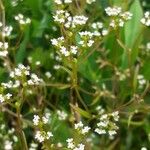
top-left (54, 64), bottom-right (60, 70)
top-left (105, 7), bottom-right (122, 16)
top-left (86, 0), bottom-right (96, 4)
top-left (54, 0), bottom-right (62, 4)
top-left (102, 29), bottom-right (108, 36)
top-left (70, 46), bottom-right (78, 55)
top-left (141, 11), bottom-right (150, 26)
top-left (108, 130), bottom-right (117, 136)
top-left (60, 46), bottom-right (70, 56)
top-left (15, 13), bottom-right (31, 25)
top-left (120, 12), bottom-right (133, 20)
top-left (4, 140), bottom-right (13, 150)
top-left (35, 131), bottom-right (44, 143)
top-left (33, 115), bottom-right (40, 126)
top-left (2, 26), bottom-right (13, 37)
top-left (42, 116), bottom-right (49, 124)
top-left (35, 61), bottom-right (41, 66)
top-left (95, 128), bottom-right (106, 134)
top-left (146, 42), bottom-right (150, 50)
top-left (54, 0), bottom-right (72, 4)
top-left (45, 72), bottom-right (52, 78)
top-left (0, 42), bottom-right (9, 56)
top-left (57, 110), bottom-right (68, 120)
top-left (92, 22), bottom-right (103, 29)
top-left (141, 147), bottom-right (147, 150)
top-left (81, 126), bottom-right (91, 134)
top-left (46, 131), bottom-right (53, 139)
top-left (53, 10), bottom-right (68, 23)
top-left (64, 0), bottom-right (72, 3)
top-left (74, 121), bottom-right (83, 129)
top-left (5, 93), bottom-right (12, 100)
top-left (87, 40), bottom-right (94, 47)
top-left (66, 138), bottom-right (75, 149)
top-left (51, 37), bottom-right (64, 46)
top-left (74, 143), bottom-right (85, 150)
top-left (105, 6), bottom-right (132, 28)
top-left (112, 111), bottom-right (119, 121)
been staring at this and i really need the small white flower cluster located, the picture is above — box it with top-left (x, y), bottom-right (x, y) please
top-left (91, 22), bottom-right (108, 37)
top-left (96, 106), bottom-right (105, 115)
top-left (10, 64), bottom-right (43, 85)
top-left (78, 31), bottom-right (95, 47)
top-left (45, 71), bottom-right (52, 78)
top-left (0, 42), bottom-right (9, 57)
top-left (57, 110), bottom-right (68, 120)
top-left (74, 121), bottom-right (91, 135)
top-left (51, 37), bottom-right (78, 57)
top-left (33, 113), bottom-right (50, 126)
top-left (115, 69), bottom-right (130, 81)
top-left (91, 22), bottom-right (103, 30)
top-left (4, 140), bottom-right (13, 150)
top-left (29, 142), bottom-right (38, 150)
top-left (137, 75), bottom-right (146, 89)
top-left (141, 11), bottom-right (150, 27)
top-left (51, 36), bottom-right (64, 46)
top-left (0, 93), bottom-right (12, 103)
top-left (11, 0), bottom-right (23, 7)
top-left (54, 0), bottom-right (72, 5)
top-left (95, 111), bottom-right (119, 139)
top-left (35, 131), bottom-right (53, 143)
top-left (0, 23), bottom-right (13, 37)
top-left (146, 42), bottom-right (150, 51)
top-left (15, 13), bottom-right (31, 25)
top-left (33, 114), bottom-right (53, 143)
top-left (1, 65), bottom-right (43, 94)
top-left (141, 147), bottom-right (147, 150)
top-left (53, 10), bottom-right (88, 28)
top-left (105, 6), bottom-right (132, 28)
top-left (105, 7), bottom-right (122, 16)
top-left (66, 138), bottom-right (85, 150)
top-left (0, 127), bottom-right (18, 149)
top-left (86, 0), bottom-right (96, 4)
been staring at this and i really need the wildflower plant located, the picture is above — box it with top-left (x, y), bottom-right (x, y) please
top-left (0, 0), bottom-right (150, 149)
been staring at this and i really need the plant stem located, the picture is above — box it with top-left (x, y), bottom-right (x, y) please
top-left (17, 107), bottom-right (28, 150)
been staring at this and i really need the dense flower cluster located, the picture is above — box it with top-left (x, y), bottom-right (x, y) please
top-left (78, 31), bottom-right (95, 48)
top-left (54, 0), bottom-right (72, 5)
top-left (53, 10), bottom-right (88, 29)
top-left (141, 11), bottom-right (150, 26)
top-left (1, 64), bottom-right (43, 89)
top-left (105, 6), bottom-right (132, 28)
top-left (0, 93), bottom-right (12, 103)
top-left (86, 0), bottom-right (96, 4)
top-left (95, 109), bottom-right (119, 139)
top-left (74, 121), bottom-right (91, 135)
top-left (33, 114), bottom-right (50, 126)
top-left (51, 37), bottom-right (79, 57)
top-left (0, 42), bottom-right (9, 57)
top-left (33, 114), bottom-right (53, 143)
top-left (66, 138), bottom-right (85, 150)
top-left (35, 131), bottom-right (53, 143)
top-left (15, 14), bottom-right (31, 25)
top-left (57, 110), bottom-right (68, 120)
top-left (0, 23), bottom-right (13, 37)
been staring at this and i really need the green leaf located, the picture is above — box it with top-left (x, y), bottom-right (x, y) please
top-left (15, 26), bottom-right (30, 64)
top-left (125, 0), bottom-right (143, 48)
top-left (124, 0), bottom-right (143, 65)
top-left (78, 51), bottom-right (101, 83)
